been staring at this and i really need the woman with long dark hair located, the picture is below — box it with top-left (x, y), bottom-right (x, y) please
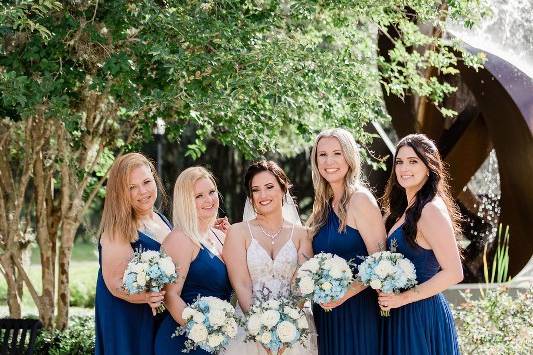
top-left (379, 134), bottom-right (462, 354)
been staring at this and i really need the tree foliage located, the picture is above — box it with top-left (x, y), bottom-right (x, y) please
top-left (0, 0), bottom-right (487, 328)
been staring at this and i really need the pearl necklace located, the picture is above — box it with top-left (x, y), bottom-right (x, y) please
top-left (258, 222), bottom-right (284, 245)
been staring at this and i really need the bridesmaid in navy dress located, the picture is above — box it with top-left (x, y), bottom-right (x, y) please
top-left (95, 153), bottom-right (172, 355)
top-left (307, 128), bottom-right (386, 355)
top-left (155, 167), bottom-right (232, 355)
top-left (379, 134), bottom-right (463, 355)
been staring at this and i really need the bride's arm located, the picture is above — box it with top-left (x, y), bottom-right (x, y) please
top-left (223, 225), bottom-right (253, 312)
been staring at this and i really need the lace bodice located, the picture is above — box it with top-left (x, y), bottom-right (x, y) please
top-left (246, 222), bottom-right (297, 300)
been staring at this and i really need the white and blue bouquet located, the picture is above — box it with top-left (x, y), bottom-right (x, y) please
top-left (176, 296), bottom-right (239, 353)
top-left (122, 248), bottom-right (177, 312)
top-left (357, 249), bottom-right (417, 316)
top-left (244, 297), bottom-right (310, 353)
top-left (296, 252), bottom-right (354, 305)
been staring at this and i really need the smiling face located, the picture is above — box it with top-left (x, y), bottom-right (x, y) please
top-left (250, 171), bottom-right (284, 215)
top-left (128, 164), bottom-right (157, 216)
top-left (316, 136), bottom-right (349, 185)
top-left (194, 177), bottom-right (219, 222)
top-left (394, 146), bottom-right (430, 193)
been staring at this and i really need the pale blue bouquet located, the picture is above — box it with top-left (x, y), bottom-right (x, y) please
top-left (122, 248), bottom-right (177, 311)
top-left (357, 246), bottom-right (417, 316)
top-left (176, 296), bottom-right (239, 353)
top-left (296, 252), bottom-right (354, 305)
top-left (244, 296), bottom-right (310, 353)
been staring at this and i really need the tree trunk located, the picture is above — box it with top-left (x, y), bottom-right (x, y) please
top-left (0, 255), bottom-right (21, 318)
top-left (55, 219), bottom-right (78, 330)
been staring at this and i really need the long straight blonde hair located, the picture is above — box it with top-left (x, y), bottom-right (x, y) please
top-left (173, 167), bottom-right (218, 247)
top-left (306, 128), bottom-right (363, 235)
top-left (99, 153), bottom-right (165, 243)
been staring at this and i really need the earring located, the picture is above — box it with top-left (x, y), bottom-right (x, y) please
top-left (426, 172), bottom-right (430, 177)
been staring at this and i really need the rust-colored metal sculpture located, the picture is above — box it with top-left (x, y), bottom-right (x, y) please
top-left (377, 33), bottom-right (533, 277)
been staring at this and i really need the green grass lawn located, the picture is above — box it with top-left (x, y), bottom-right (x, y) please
top-left (0, 241), bottom-right (99, 315)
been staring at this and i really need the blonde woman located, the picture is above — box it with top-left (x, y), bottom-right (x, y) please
top-left (95, 153), bottom-right (172, 355)
top-left (307, 128), bottom-right (386, 355)
top-left (155, 167), bottom-right (232, 355)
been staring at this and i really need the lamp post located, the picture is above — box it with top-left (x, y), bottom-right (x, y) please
top-left (153, 117), bottom-right (166, 178)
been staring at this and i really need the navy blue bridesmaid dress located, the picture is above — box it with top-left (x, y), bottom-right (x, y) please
top-left (95, 213), bottom-right (172, 355)
top-left (382, 226), bottom-right (460, 355)
top-left (312, 206), bottom-right (380, 355)
top-left (154, 242), bottom-right (232, 355)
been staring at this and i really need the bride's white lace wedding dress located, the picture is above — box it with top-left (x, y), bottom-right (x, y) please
top-left (222, 222), bottom-right (317, 355)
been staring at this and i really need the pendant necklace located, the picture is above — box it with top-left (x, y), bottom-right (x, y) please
top-left (258, 222), bottom-right (284, 245)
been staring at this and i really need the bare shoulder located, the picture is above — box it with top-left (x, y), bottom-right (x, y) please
top-left (420, 198), bottom-right (450, 224)
top-left (292, 224), bottom-right (311, 241)
top-left (162, 228), bottom-right (194, 250)
top-left (350, 187), bottom-right (379, 209)
top-left (100, 231), bottom-right (130, 250)
top-left (224, 221), bottom-right (250, 245)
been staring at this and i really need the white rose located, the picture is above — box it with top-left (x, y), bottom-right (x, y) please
top-left (261, 310), bottom-right (281, 329)
top-left (158, 257), bottom-right (176, 276)
top-left (301, 258), bottom-right (320, 273)
top-left (247, 314), bottom-right (261, 336)
top-left (328, 266), bottom-right (344, 279)
top-left (265, 300), bottom-right (280, 310)
top-left (141, 250), bottom-right (160, 262)
top-left (188, 323), bottom-right (208, 343)
top-left (398, 259), bottom-right (416, 278)
top-left (136, 271), bottom-right (147, 287)
top-left (207, 333), bottom-right (224, 348)
top-left (322, 259), bottom-right (333, 270)
top-left (369, 279), bottom-right (382, 290)
top-left (182, 307), bottom-right (195, 321)
top-left (131, 262), bottom-right (147, 273)
top-left (192, 310), bottom-right (206, 323)
top-left (259, 331), bottom-right (272, 345)
top-left (321, 282), bottom-right (332, 291)
top-left (223, 318), bottom-right (238, 338)
top-left (208, 309), bottom-right (226, 327)
top-left (298, 276), bottom-right (315, 295)
top-left (375, 260), bottom-right (394, 278)
top-left (284, 306), bottom-right (301, 320)
top-left (297, 316), bottom-right (309, 329)
top-left (276, 320), bottom-right (297, 343)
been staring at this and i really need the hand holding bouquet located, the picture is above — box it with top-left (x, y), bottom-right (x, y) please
top-left (244, 297), bottom-right (310, 354)
top-left (357, 250), bottom-right (417, 316)
top-left (176, 296), bottom-right (239, 353)
top-left (122, 248), bottom-right (177, 314)
top-left (296, 253), bottom-right (353, 306)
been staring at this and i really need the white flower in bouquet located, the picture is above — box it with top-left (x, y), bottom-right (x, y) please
top-left (223, 318), bottom-right (238, 338)
top-left (182, 307), bottom-right (195, 321)
top-left (208, 309), bottom-right (226, 327)
top-left (189, 323), bottom-right (208, 343)
top-left (131, 262), bottom-right (147, 274)
top-left (398, 259), bottom-right (416, 278)
top-left (192, 310), bottom-right (205, 324)
top-left (297, 316), bottom-right (309, 329)
top-left (247, 314), bottom-right (262, 336)
top-left (265, 299), bottom-right (280, 310)
top-left (141, 250), bottom-right (160, 262)
top-left (261, 310), bottom-right (281, 329)
top-left (158, 256), bottom-right (176, 276)
top-left (136, 271), bottom-right (147, 287)
top-left (298, 276), bottom-right (315, 295)
top-left (369, 279), bottom-right (382, 290)
top-left (276, 321), bottom-right (298, 343)
top-left (321, 281), bottom-right (332, 291)
top-left (259, 331), bottom-right (272, 344)
top-left (375, 259), bottom-right (395, 278)
top-left (299, 258), bottom-right (320, 273)
top-left (284, 306), bottom-right (301, 320)
top-left (207, 334), bottom-right (224, 348)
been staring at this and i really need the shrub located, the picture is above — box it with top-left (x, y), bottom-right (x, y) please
top-left (69, 280), bottom-right (95, 308)
top-left (35, 315), bottom-right (95, 355)
top-left (452, 287), bottom-right (533, 354)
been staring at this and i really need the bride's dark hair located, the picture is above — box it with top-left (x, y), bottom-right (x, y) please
top-left (244, 160), bottom-right (293, 201)
top-left (382, 134), bottom-right (461, 247)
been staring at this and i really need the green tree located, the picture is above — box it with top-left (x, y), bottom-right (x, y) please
top-left (0, 0), bottom-right (485, 329)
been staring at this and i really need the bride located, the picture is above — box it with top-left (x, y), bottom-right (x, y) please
top-left (222, 160), bottom-right (317, 355)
